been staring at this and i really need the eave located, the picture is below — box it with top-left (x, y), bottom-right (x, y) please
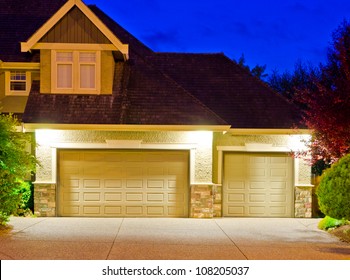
top-left (228, 128), bottom-right (311, 135)
top-left (22, 123), bottom-right (231, 133)
top-left (0, 62), bottom-right (40, 70)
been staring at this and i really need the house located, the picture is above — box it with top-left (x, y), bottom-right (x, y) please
top-left (0, 0), bottom-right (313, 218)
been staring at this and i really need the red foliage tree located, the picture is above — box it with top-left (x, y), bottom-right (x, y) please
top-left (296, 20), bottom-right (350, 166)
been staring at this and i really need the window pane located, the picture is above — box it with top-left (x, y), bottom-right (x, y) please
top-left (11, 71), bottom-right (26, 81)
top-left (57, 52), bottom-right (73, 62)
top-left (80, 64), bottom-right (95, 89)
top-left (79, 52), bottom-right (96, 62)
top-left (10, 81), bottom-right (26, 91)
top-left (57, 64), bottom-right (72, 88)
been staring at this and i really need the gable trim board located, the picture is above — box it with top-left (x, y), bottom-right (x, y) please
top-left (20, 0), bottom-right (129, 59)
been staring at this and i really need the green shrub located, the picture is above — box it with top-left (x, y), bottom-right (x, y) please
top-left (0, 114), bottom-right (37, 224)
top-left (318, 216), bottom-right (348, 230)
top-left (316, 154), bottom-right (350, 220)
top-left (12, 180), bottom-right (33, 216)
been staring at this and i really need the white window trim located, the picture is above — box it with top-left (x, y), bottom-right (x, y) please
top-left (5, 71), bottom-right (31, 96)
top-left (51, 50), bottom-right (101, 94)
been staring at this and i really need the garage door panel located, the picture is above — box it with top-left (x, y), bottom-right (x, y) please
top-left (83, 192), bottom-right (101, 202)
top-left (249, 193), bottom-right (266, 202)
top-left (147, 206), bottom-right (164, 215)
top-left (228, 181), bottom-right (245, 190)
top-left (147, 193), bottom-right (164, 202)
top-left (224, 153), bottom-right (293, 217)
top-left (126, 206), bottom-right (143, 215)
top-left (105, 179), bottom-right (122, 188)
top-left (104, 206), bottom-right (122, 215)
top-left (63, 179), bottom-right (79, 188)
top-left (126, 180), bottom-right (143, 188)
top-left (126, 193), bottom-right (143, 202)
top-left (83, 206), bottom-right (101, 215)
top-left (270, 181), bottom-right (287, 189)
top-left (83, 179), bottom-right (100, 188)
top-left (62, 205), bottom-right (79, 215)
top-left (63, 192), bottom-right (79, 201)
top-left (249, 206), bottom-right (265, 215)
top-left (147, 180), bottom-right (165, 189)
top-left (104, 192), bottom-right (122, 201)
top-left (270, 194), bottom-right (287, 202)
top-left (249, 181), bottom-right (266, 189)
top-left (227, 193), bottom-right (245, 203)
top-left (227, 206), bottom-right (245, 215)
top-left (270, 168), bottom-right (287, 177)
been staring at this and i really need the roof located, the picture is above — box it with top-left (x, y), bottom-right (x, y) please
top-left (1, 0), bottom-right (302, 129)
top-left (149, 53), bottom-right (301, 128)
top-left (0, 0), bottom-right (68, 62)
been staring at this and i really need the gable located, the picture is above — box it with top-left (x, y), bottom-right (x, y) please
top-left (40, 6), bottom-right (111, 44)
top-left (20, 0), bottom-right (128, 59)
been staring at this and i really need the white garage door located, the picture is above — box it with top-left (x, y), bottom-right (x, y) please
top-left (58, 150), bottom-right (189, 217)
top-left (223, 153), bottom-right (293, 217)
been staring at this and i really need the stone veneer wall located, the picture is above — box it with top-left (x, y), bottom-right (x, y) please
top-left (190, 184), bottom-right (222, 218)
top-left (34, 183), bottom-right (56, 217)
top-left (295, 186), bottom-right (313, 218)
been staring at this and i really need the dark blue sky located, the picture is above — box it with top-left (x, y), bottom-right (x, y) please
top-left (84, 0), bottom-right (350, 75)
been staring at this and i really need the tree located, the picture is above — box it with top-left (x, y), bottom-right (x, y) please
top-left (0, 114), bottom-right (37, 224)
top-left (235, 53), bottom-right (268, 79)
top-left (295, 20), bottom-right (350, 165)
top-left (267, 60), bottom-right (320, 102)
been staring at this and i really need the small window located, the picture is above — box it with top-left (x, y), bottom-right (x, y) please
top-left (10, 71), bottom-right (27, 91)
top-left (5, 71), bottom-right (31, 96)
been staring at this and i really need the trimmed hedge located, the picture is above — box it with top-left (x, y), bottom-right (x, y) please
top-left (317, 154), bottom-right (350, 220)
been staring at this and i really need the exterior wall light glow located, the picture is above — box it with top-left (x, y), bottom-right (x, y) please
top-left (288, 134), bottom-right (311, 152)
top-left (36, 129), bottom-right (61, 146)
top-left (187, 131), bottom-right (213, 148)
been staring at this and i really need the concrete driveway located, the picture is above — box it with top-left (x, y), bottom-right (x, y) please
top-left (0, 217), bottom-right (349, 260)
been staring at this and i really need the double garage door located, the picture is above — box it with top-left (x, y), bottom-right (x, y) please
top-left (58, 150), bottom-right (189, 217)
top-left (223, 153), bottom-right (293, 217)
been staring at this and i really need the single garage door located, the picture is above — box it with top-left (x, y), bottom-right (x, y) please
top-left (58, 150), bottom-right (189, 217)
top-left (223, 153), bottom-right (293, 217)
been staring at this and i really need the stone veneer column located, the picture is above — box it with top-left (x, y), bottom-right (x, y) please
top-left (34, 183), bottom-right (56, 217)
top-left (294, 186), bottom-right (313, 218)
top-left (190, 184), bottom-right (222, 218)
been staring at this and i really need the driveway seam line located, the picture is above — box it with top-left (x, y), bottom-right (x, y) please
top-left (11, 218), bottom-right (48, 235)
top-left (214, 220), bottom-right (248, 260)
top-left (106, 218), bottom-right (124, 260)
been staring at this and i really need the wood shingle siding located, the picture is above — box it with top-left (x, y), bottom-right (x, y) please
top-left (40, 7), bottom-right (110, 44)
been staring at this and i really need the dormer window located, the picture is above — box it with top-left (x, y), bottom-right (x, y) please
top-left (52, 50), bottom-right (100, 94)
top-left (5, 70), bottom-right (31, 96)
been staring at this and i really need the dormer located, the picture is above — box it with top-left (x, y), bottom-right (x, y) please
top-left (20, 0), bottom-right (129, 95)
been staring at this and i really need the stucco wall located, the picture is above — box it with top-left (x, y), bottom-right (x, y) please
top-left (35, 130), bottom-right (213, 183)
